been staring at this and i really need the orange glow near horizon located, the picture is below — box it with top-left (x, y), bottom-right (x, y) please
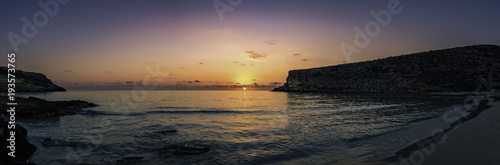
top-left (3, 1), bottom-right (499, 91)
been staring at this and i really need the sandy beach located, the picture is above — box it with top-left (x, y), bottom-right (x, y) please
top-left (392, 97), bottom-right (500, 165)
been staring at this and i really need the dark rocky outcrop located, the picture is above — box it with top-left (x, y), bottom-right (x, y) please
top-left (0, 96), bottom-right (97, 119)
top-left (0, 118), bottom-right (37, 165)
top-left (0, 67), bottom-right (66, 92)
top-left (274, 45), bottom-right (500, 92)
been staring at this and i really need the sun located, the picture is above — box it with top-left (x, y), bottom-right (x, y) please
top-left (243, 87), bottom-right (247, 90)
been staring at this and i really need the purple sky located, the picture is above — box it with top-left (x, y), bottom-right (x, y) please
top-left (1, 0), bottom-right (499, 89)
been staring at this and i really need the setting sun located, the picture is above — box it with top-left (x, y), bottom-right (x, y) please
top-left (3, 0), bottom-right (500, 164)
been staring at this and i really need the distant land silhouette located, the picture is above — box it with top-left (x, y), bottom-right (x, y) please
top-left (274, 45), bottom-right (500, 92)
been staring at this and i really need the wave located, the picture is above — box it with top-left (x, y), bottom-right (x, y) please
top-left (149, 106), bottom-right (268, 114)
top-left (79, 110), bottom-right (145, 116)
top-left (80, 109), bottom-right (263, 116)
top-left (145, 110), bottom-right (253, 114)
top-left (308, 104), bottom-right (402, 112)
top-left (152, 106), bottom-right (196, 110)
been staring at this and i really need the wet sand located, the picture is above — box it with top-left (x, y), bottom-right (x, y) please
top-left (391, 96), bottom-right (500, 165)
top-left (420, 98), bottom-right (500, 165)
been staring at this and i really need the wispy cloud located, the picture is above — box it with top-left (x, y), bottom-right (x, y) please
top-left (105, 82), bottom-right (122, 85)
top-left (265, 40), bottom-right (277, 45)
top-left (245, 51), bottom-right (267, 60)
top-left (293, 53), bottom-right (301, 56)
top-left (63, 70), bottom-right (73, 73)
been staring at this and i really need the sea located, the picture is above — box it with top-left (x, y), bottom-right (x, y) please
top-left (15, 90), bottom-right (473, 164)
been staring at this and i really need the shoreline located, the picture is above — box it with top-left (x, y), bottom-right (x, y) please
top-left (382, 95), bottom-right (500, 164)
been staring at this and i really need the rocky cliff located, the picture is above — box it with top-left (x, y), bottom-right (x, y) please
top-left (0, 67), bottom-right (66, 92)
top-left (273, 45), bottom-right (500, 92)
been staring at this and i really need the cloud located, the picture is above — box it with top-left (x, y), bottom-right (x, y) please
top-left (194, 80), bottom-right (201, 83)
top-left (265, 40), bottom-right (277, 45)
top-left (302, 59), bottom-right (308, 61)
top-left (293, 53), bottom-right (301, 56)
top-left (199, 62), bottom-right (203, 64)
top-left (188, 81), bottom-right (193, 83)
top-left (241, 64), bottom-right (246, 66)
top-left (252, 79), bottom-right (256, 81)
top-left (269, 82), bottom-right (283, 85)
top-left (245, 51), bottom-right (267, 60)
top-left (105, 82), bottom-right (122, 85)
top-left (125, 81), bottom-right (134, 84)
top-left (63, 70), bottom-right (73, 73)
top-left (233, 61), bottom-right (239, 63)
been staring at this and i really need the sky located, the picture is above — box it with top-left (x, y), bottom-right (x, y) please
top-left (1, 0), bottom-right (500, 90)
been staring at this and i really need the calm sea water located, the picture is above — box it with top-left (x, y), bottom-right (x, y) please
top-left (16, 90), bottom-right (466, 164)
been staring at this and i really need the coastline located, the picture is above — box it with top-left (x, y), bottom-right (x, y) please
top-left (383, 95), bottom-right (500, 164)
top-left (0, 96), bottom-right (96, 164)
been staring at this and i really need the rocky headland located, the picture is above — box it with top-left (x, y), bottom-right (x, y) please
top-left (0, 67), bottom-right (65, 92)
top-left (0, 68), bottom-right (96, 164)
top-left (274, 45), bottom-right (500, 93)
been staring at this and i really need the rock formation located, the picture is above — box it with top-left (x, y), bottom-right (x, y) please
top-left (0, 67), bottom-right (66, 92)
top-left (0, 68), bottom-right (93, 164)
top-left (274, 45), bottom-right (500, 92)
top-left (0, 118), bottom-right (37, 165)
top-left (0, 96), bottom-right (97, 119)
